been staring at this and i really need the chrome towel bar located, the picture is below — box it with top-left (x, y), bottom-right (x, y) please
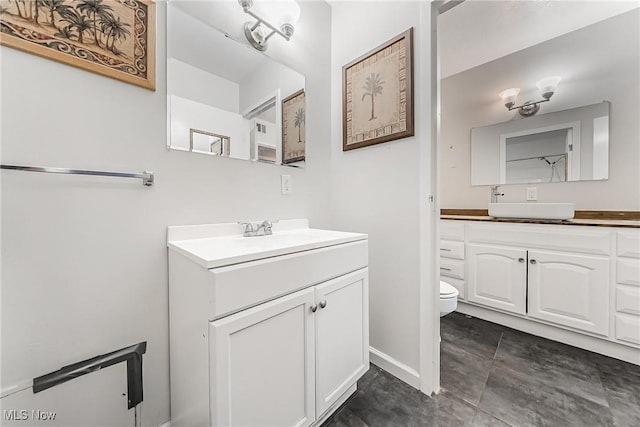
top-left (0, 164), bottom-right (154, 186)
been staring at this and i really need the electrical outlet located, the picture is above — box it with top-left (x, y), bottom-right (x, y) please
top-left (526, 187), bottom-right (538, 201)
top-left (281, 175), bottom-right (292, 195)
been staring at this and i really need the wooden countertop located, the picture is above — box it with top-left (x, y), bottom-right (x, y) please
top-left (440, 209), bottom-right (640, 228)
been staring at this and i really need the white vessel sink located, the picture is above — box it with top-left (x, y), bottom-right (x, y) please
top-left (488, 203), bottom-right (575, 220)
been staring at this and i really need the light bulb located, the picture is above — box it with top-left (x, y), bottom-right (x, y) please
top-left (499, 88), bottom-right (520, 109)
top-left (536, 76), bottom-right (561, 100)
top-left (278, 0), bottom-right (300, 37)
top-left (251, 0), bottom-right (299, 31)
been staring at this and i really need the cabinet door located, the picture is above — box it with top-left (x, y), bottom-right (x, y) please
top-left (315, 268), bottom-right (369, 416)
top-left (528, 250), bottom-right (609, 335)
top-left (467, 244), bottom-right (527, 315)
top-left (210, 287), bottom-right (315, 427)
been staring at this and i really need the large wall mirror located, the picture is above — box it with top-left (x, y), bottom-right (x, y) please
top-left (167, 1), bottom-right (306, 167)
top-left (471, 101), bottom-right (609, 186)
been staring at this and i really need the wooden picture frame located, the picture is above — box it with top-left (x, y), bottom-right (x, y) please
top-left (282, 89), bottom-right (305, 164)
top-left (342, 28), bottom-right (414, 151)
top-left (0, 0), bottom-right (156, 91)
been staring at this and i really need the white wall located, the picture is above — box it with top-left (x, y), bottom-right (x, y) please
top-left (169, 95), bottom-right (248, 159)
top-left (239, 58), bottom-right (305, 115)
top-left (330, 1), bottom-right (434, 387)
top-left (438, 1), bottom-right (639, 79)
top-left (0, 1), bottom-right (333, 426)
top-left (440, 9), bottom-right (640, 210)
top-left (168, 58), bottom-right (240, 114)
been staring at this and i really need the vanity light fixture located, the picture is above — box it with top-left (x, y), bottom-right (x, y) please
top-left (499, 76), bottom-right (562, 117)
top-left (239, 0), bottom-right (300, 51)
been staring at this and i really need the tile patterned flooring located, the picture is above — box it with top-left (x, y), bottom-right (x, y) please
top-left (322, 312), bottom-right (640, 427)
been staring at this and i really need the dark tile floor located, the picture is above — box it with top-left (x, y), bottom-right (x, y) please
top-left (322, 312), bottom-right (640, 427)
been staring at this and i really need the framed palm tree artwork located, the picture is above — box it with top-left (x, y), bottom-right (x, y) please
top-left (342, 28), bottom-right (414, 151)
top-left (0, 0), bottom-right (155, 90)
top-left (282, 89), bottom-right (305, 164)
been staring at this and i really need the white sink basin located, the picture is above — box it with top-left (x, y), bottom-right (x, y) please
top-left (167, 219), bottom-right (367, 268)
top-left (488, 203), bottom-right (575, 220)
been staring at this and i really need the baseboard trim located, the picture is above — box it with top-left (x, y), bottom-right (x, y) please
top-left (369, 347), bottom-right (420, 389)
top-left (457, 302), bottom-right (640, 365)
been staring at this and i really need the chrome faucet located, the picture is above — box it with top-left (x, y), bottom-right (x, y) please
top-left (490, 185), bottom-right (504, 203)
top-left (238, 220), bottom-right (278, 237)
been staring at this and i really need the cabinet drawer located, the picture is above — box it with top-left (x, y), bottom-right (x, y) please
top-left (440, 240), bottom-right (464, 260)
top-left (209, 240), bottom-right (368, 320)
top-left (440, 258), bottom-right (464, 280)
top-left (440, 221), bottom-right (465, 241)
top-left (441, 276), bottom-right (465, 300)
top-left (468, 223), bottom-right (610, 255)
top-left (617, 259), bottom-right (640, 287)
top-left (618, 231), bottom-right (640, 258)
top-left (615, 313), bottom-right (640, 345)
top-left (616, 285), bottom-right (640, 316)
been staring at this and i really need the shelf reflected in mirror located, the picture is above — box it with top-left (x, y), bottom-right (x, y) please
top-left (190, 129), bottom-right (231, 157)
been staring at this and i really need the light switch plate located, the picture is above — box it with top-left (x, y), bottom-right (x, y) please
top-left (526, 187), bottom-right (538, 201)
top-left (281, 175), bottom-right (292, 195)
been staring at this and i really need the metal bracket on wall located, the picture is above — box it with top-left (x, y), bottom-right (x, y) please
top-left (33, 342), bottom-right (147, 410)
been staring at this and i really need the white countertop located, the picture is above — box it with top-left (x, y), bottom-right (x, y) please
top-left (167, 219), bottom-right (368, 269)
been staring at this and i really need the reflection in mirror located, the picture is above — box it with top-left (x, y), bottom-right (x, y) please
top-left (503, 125), bottom-right (576, 184)
top-left (167, 1), bottom-right (305, 167)
top-left (190, 129), bottom-right (230, 156)
top-left (471, 101), bottom-right (609, 186)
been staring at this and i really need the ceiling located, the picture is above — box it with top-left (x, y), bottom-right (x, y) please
top-left (438, 0), bottom-right (640, 78)
top-left (168, 1), bottom-right (268, 84)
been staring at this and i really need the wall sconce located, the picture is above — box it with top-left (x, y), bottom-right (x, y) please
top-left (238, 0), bottom-right (300, 51)
top-left (499, 76), bottom-right (562, 117)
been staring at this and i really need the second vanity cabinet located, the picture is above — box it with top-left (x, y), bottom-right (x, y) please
top-left (527, 249), bottom-right (609, 335)
top-left (168, 220), bottom-right (369, 427)
top-left (467, 244), bottom-right (609, 335)
top-left (467, 244), bottom-right (527, 315)
top-left (615, 230), bottom-right (640, 345)
top-left (442, 219), bottom-right (640, 361)
top-left (440, 221), bottom-right (466, 299)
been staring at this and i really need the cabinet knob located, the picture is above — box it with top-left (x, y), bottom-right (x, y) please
top-left (310, 304), bottom-right (318, 313)
top-left (518, 258), bottom-right (525, 263)
top-left (530, 259), bottom-right (537, 265)
top-left (319, 300), bottom-right (327, 309)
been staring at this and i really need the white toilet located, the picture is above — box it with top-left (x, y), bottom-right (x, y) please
top-left (439, 280), bottom-right (458, 317)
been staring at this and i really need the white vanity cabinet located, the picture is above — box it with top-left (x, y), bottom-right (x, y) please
top-left (467, 243), bottom-right (609, 334)
top-left (615, 230), bottom-right (640, 345)
top-left (314, 270), bottom-right (369, 415)
top-left (209, 287), bottom-right (316, 427)
top-left (441, 219), bottom-right (640, 364)
top-left (527, 250), bottom-right (609, 335)
top-left (168, 220), bottom-right (369, 427)
top-left (440, 221), bottom-right (466, 299)
top-left (467, 244), bottom-right (527, 315)
top-left (210, 269), bottom-right (369, 427)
